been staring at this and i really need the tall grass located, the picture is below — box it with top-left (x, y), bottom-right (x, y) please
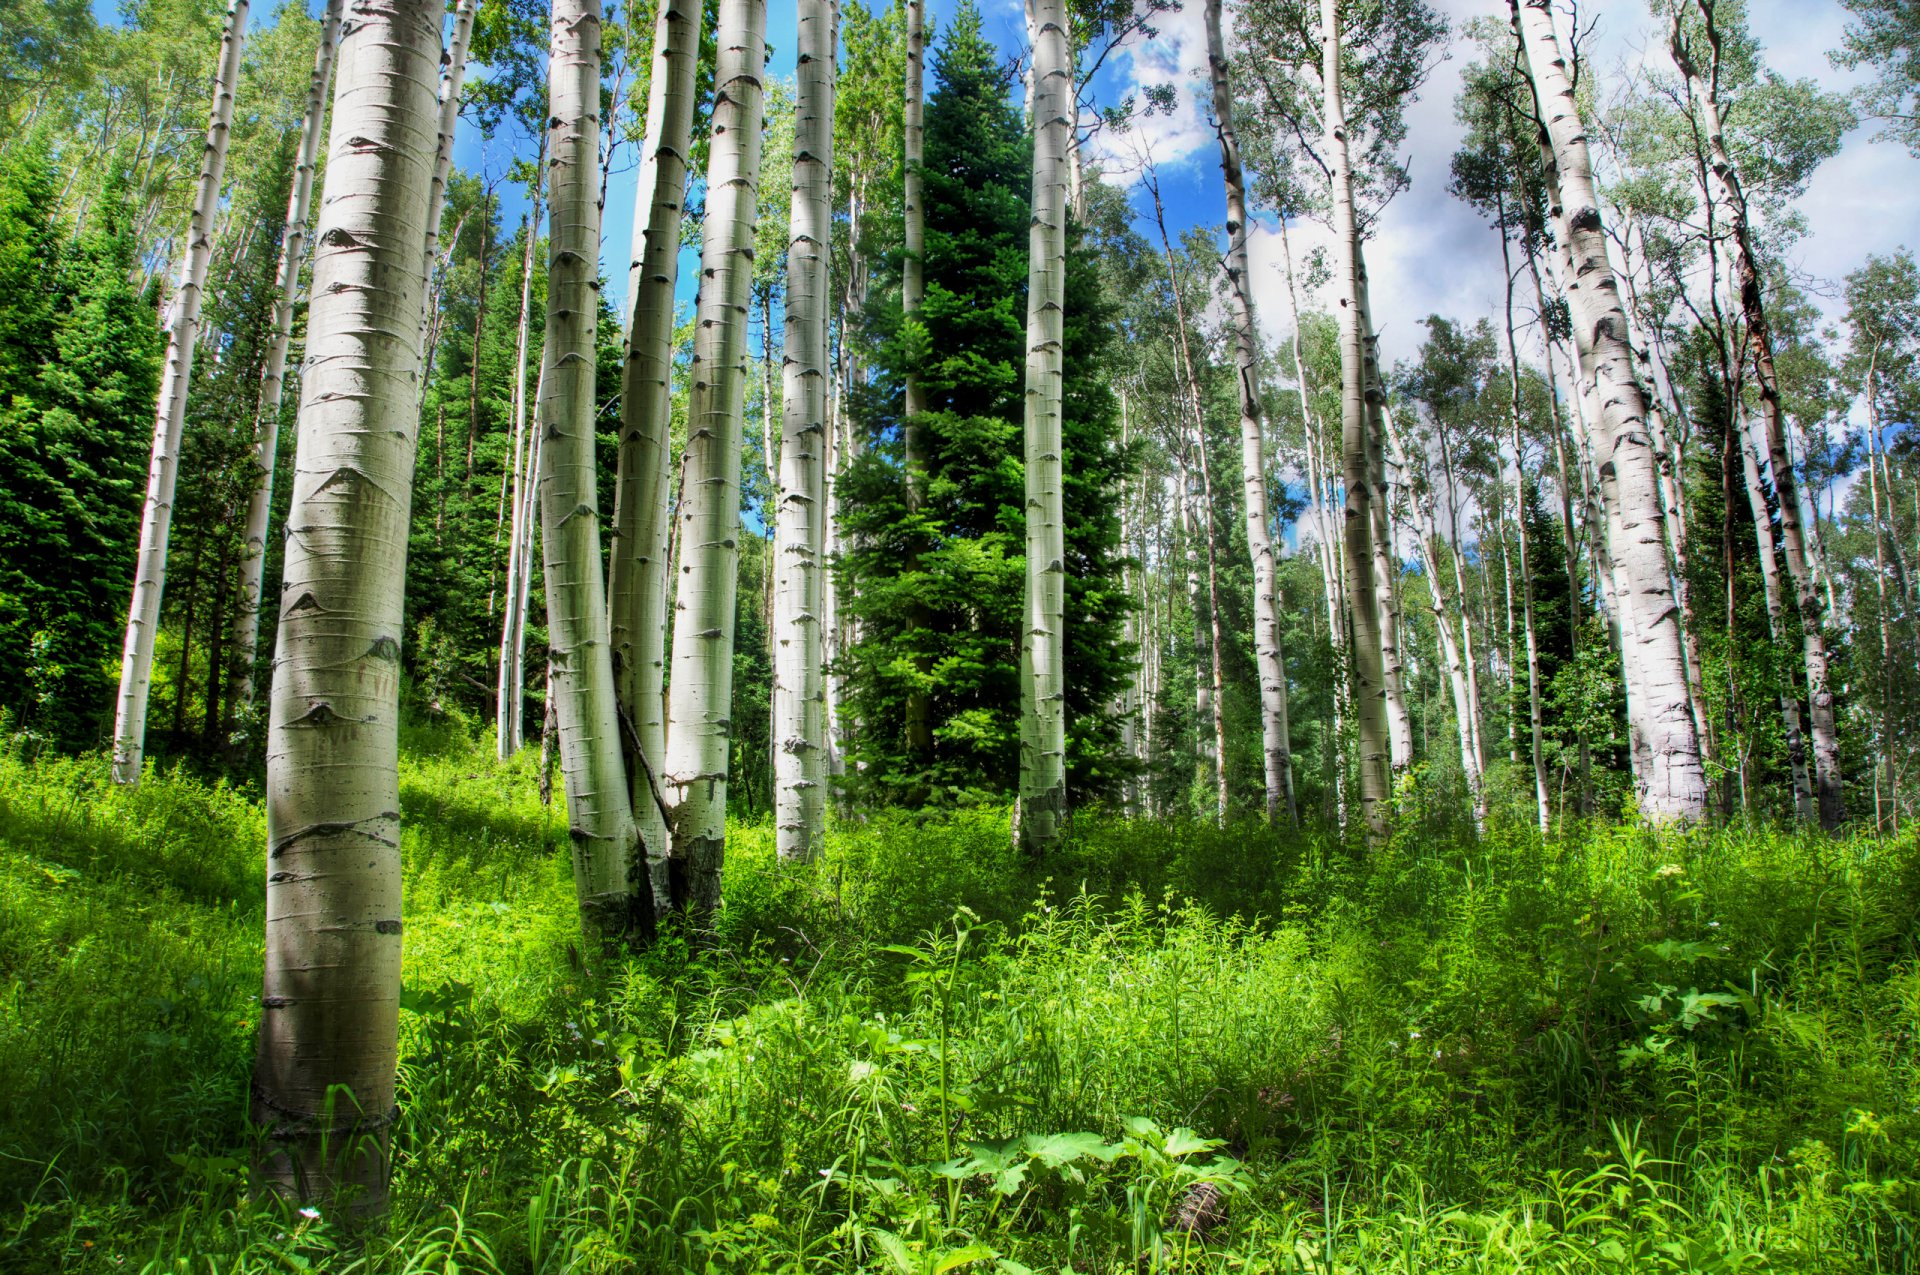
top-left (1, 726), bottom-right (1915, 1271)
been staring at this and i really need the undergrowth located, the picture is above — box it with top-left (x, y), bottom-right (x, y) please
top-left (0, 723), bottom-right (1916, 1271)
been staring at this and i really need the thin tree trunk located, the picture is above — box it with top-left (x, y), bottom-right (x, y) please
top-left (1498, 236), bottom-right (1549, 828)
top-left (1672, 6), bottom-right (1842, 828)
top-left (252, 0), bottom-right (441, 1210)
top-left (497, 176), bottom-right (544, 758)
top-left (772, 0), bottom-right (836, 861)
top-left (1515, 0), bottom-right (1707, 822)
top-left (900, 0), bottom-right (933, 760)
top-left (112, 0), bottom-right (251, 785)
top-left (1204, 0), bottom-right (1296, 825)
top-left (230, 0), bottom-right (343, 716)
top-left (663, 0), bottom-right (766, 910)
top-left (1320, 0), bottom-right (1390, 835)
top-left (610, 0), bottom-right (700, 918)
top-left (416, 0), bottom-right (479, 359)
top-left (1017, 0), bottom-right (1070, 853)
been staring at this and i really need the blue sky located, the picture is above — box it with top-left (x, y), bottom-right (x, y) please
top-left (95, 0), bottom-right (1920, 373)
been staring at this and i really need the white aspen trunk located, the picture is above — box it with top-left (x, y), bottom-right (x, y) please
top-left (417, 0), bottom-right (477, 353)
top-left (1018, 0), bottom-right (1070, 853)
top-left (610, 0), bottom-right (701, 917)
top-left (1353, 269), bottom-right (1413, 777)
top-left (1433, 428), bottom-right (1485, 774)
top-left (1384, 406), bottom-right (1485, 821)
top-left (497, 179), bottom-right (544, 759)
top-left (1673, 10), bottom-right (1842, 828)
top-left (1177, 461), bottom-right (1217, 806)
top-left (1322, 0), bottom-right (1390, 834)
top-left (112, 0), bottom-right (251, 785)
top-left (1495, 221), bottom-right (1550, 829)
top-left (538, 0), bottom-right (638, 941)
top-left (252, 0), bottom-right (441, 1208)
top-left (1515, 0), bottom-right (1707, 822)
top-left (1204, 0), bottom-right (1297, 825)
top-left (1866, 394), bottom-right (1896, 832)
top-left (772, 0), bottom-right (836, 861)
top-left (900, 0), bottom-right (933, 760)
top-left (663, 0), bottom-right (766, 910)
top-left (1735, 410), bottom-right (1817, 820)
top-left (230, 0), bottom-right (344, 715)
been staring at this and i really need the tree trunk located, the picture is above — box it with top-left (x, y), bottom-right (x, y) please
top-left (610, 0), bottom-right (701, 918)
top-left (1514, 0), bottom-right (1707, 822)
top-left (416, 0), bottom-right (478, 358)
top-left (497, 174), bottom-right (545, 759)
top-left (900, 0), bottom-right (934, 761)
top-left (1017, 0), bottom-right (1070, 853)
top-left (1672, 7), bottom-right (1842, 828)
top-left (663, 0), bottom-right (766, 910)
top-left (537, 0), bottom-right (640, 942)
top-left (230, 0), bottom-right (343, 716)
top-left (252, 0), bottom-right (441, 1210)
top-left (1322, 0), bottom-right (1390, 835)
top-left (112, 0), bottom-right (251, 785)
top-left (772, 0), bottom-right (836, 861)
top-left (1204, 0), bottom-right (1296, 826)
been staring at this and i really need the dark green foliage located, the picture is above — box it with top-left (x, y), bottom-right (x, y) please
top-left (838, 1), bottom-right (1133, 809)
top-left (0, 141), bottom-right (160, 749)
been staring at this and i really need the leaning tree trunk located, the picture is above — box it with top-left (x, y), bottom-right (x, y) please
top-left (1017, 0), bottom-right (1070, 854)
top-left (112, 0), bottom-right (251, 785)
top-left (1672, 7), bottom-right (1842, 828)
top-left (1205, 0), bottom-right (1297, 826)
top-left (610, 0), bottom-right (701, 917)
top-left (772, 0), bottom-right (837, 861)
top-left (415, 0), bottom-right (479, 355)
top-left (1515, 0), bottom-right (1707, 822)
top-left (662, 0), bottom-right (766, 910)
top-left (253, 0), bottom-right (442, 1210)
top-left (230, 0), bottom-right (343, 716)
top-left (537, 0), bottom-right (640, 943)
top-left (1322, 0), bottom-right (1391, 836)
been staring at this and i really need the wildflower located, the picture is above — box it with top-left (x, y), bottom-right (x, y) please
top-left (299, 1206), bottom-right (321, 1221)
top-left (1655, 864), bottom-right (1684, 878)
top-left (1409, 1029), bottom-right (1421, 1039)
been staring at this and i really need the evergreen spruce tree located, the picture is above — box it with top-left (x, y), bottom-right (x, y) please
top-left (838, 0), bottom-right (1132, 808)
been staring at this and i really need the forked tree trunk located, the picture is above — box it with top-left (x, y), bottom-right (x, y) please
top-left (537, 0), bottom-right (640, 942)
top-left (1204, 0), bottom-right (1297, 825)
top-left (663, 0), bottom-right (766, 909)
top-left (252, 0), bottom-right (442, 1209)
top-left (1017, 0), bottom-right (1070, 853)
top-left (1322, 0), bottom-right (1391, 836)
top-left (610, 0), bottom-right (701, 917)
top-left (1515, 0), bottom-right (1707, 822)
top-left (1672, 7), bottom-right (1842, 828)
top-left (230, 0), bottom-right (344, 716)
top-left (772, 0), bottom-right (837, 861)
top-left (112, 0), bottom-right (251, 785)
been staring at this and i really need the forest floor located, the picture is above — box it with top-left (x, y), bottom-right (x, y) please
top-left (0, 722), bottom-right (1917, 1273)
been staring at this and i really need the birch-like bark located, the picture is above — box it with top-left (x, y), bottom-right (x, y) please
top-left (663, 0), bottom-right (766, 909)
top-left (772, 0), bottom-right (836, 861)
top-left (497, 172), bottom-right (544, 758)
top-left (1205, 0), bottom-right (1296, 825)
top-left (1018, 0), bottom-right (1070, 852)
top-left (610, 0), bottom-right (700, 916)
top-left (1177, 453), bottom-right (1219, 808)
top-left (900, 0), bottom-right (933, 760)
top-left (1496, 219), bottom-right (1550, 829)
top-left (1322, 0), bottom-right (1390, 834)
top-left (253, 0), bottom-right (441, 1209)
top-left (112, 0), bottom-right (251, 785)
top-left (1515, 0), bottom-right (1707, 822)
top-left (536, 0), bottom-right (637, 940)
top-left (230, 0), bottom-right (343, 714)
top-left (1672, 7), bottom-right (1842, 828)
top-left (1356, 273), bottom-right (1413, 776)
top-left (415, 0), bottom-right (478, 355)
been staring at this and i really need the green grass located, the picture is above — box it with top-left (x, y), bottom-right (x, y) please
top-left (1, 724), bottom-right (1916, 1272)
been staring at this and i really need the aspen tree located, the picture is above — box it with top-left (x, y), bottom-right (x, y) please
top-left (417, 0), bottom-right (479, 350)
top-left (1321, 0), bottom-right (1391, 834)
top-left (1671, 2), bottom-right (1842, 828)
top-left (1514, 0), bottom-right (1707, 821)
top-left (610, 0), bottom-right (702, 916)
top-left (497, 151), bottom-right (546, 759)
top-left (1018, 0), bottom-right (1070, 853)
top-left (253, 0), bottom-right (443, 1208)
top-left (899, 0), bottom-right (934, 760)
top-left (663, 0), bottom-right (766, 908)
top-left (773, 0), bottom-right (837, 861)
top-left (536, 0), bottom-right (638, 939)
top-left (1204, 0), bottom-right (1297, 825)
top-left (231, 0), bottom-right (344, 714)
top-left (112, 0), bottom-right (250, 785)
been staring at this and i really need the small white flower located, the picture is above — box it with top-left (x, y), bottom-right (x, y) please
top-left (299, 1206), bottom-right (321, 1221)
top-left (1708, 921), bottom-right (1720, 928)
top-left (1409, 1029), bottom-right (1421, 1039)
